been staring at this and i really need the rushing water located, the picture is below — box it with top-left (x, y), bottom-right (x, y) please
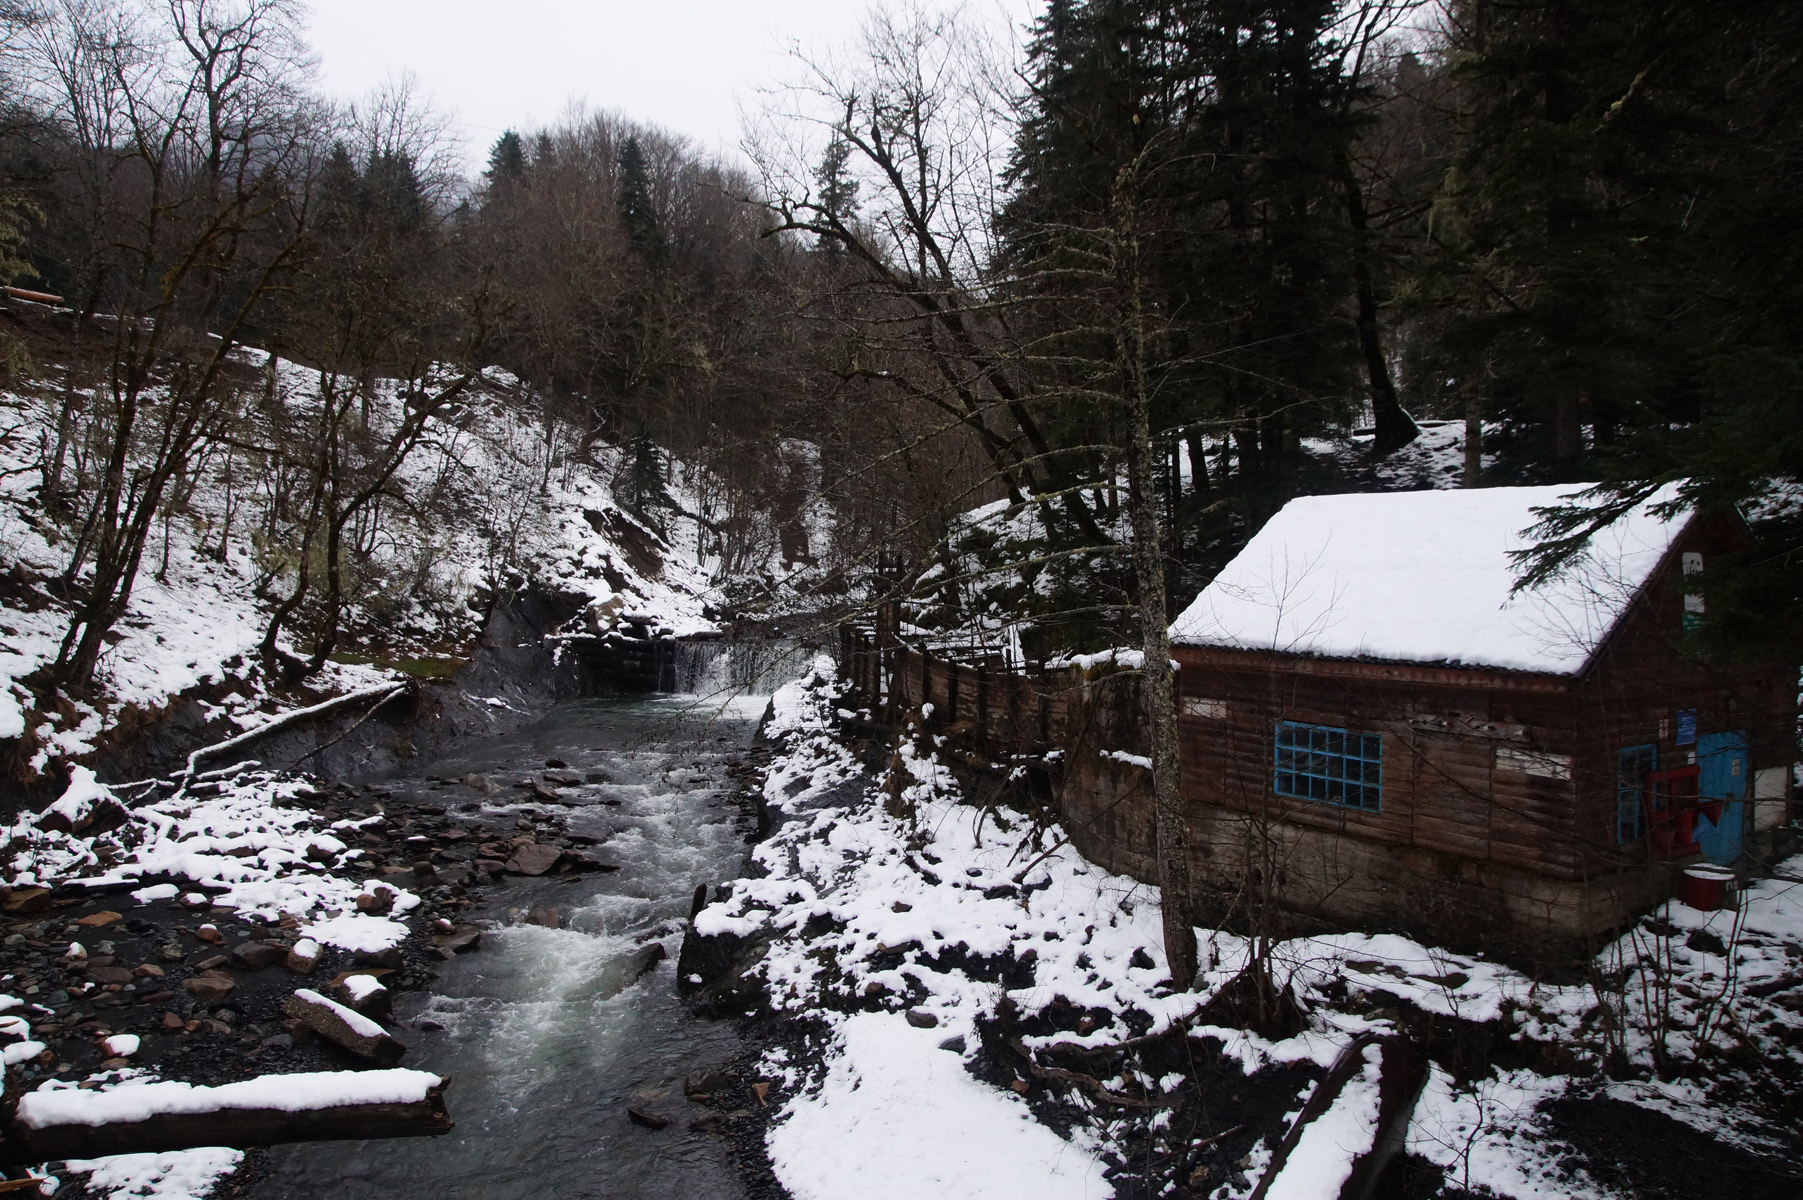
top-left (671, 639), bottom-right (815, 698)
top-left (252, 681), bottom-right (771, 1200)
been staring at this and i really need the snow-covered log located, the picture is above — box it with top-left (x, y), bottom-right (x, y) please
top-left (2, 1069), bottom-right (450, 1165)
top-left (1248, 1036), bottom-right (1426, 1200)
top-left (282, 989), bottom-right (407, 1066)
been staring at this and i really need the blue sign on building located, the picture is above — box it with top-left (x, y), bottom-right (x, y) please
top-left (1676, 708), bottom-right (1697, 747)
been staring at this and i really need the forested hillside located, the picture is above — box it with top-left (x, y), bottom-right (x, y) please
top-left (0, 0), bottom-right (1798, 773)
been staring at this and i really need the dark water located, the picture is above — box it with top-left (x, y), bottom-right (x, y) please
top-left (253, 690), bottom-right (768, 1200)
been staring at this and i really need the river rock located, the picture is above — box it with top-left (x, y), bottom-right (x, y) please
top-left (542, 770), bottom-right (584, 786)
top-left (3, 888), bottom-right (51, 914)
top-left (87, 966), bottom-right (131, 986)
top-left (627, 942), bottom-right (667, 982)
top-left (432, 924), bottom-right (482, 954)
top-left (684, 1068), bottom-right (737, 1098)
top-left (525, 905), bottom-right (561, 928)
top-left (462, 773), bottom-right (503, 794)
top-left (675, 918), bottom-right (771, 1014)
top-left (331, 973), bottom-right (392, 1019)
top-left (504, 843), bottom-right (562, 876)
top-left (72, 910), bottom-right (123, 928)
top-left (905, 1009), bottom-right (939, 1029)
top-left (283, 989), bottom-right (406, 1066)
top-left (584, 770), bottom-right (613, 784)
top-left (230, 941), bottom-right (287, 970)
top-left (355, 887), bottom-right (398, 915)
top-left (183, 970), bottom-right (235, 1001)
top-left (626, 1108), bottom-right (669, 1130)
top-left (285, 938), bottom-right (322, 974)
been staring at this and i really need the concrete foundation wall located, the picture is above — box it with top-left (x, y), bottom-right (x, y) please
top-left (1183, 800), bottom-right (1679, 961)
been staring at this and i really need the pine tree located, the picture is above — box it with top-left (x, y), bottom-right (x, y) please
top-left (1480, 0), bottom-right (1803, 658)
top-left (812, 133), bottom-right (859, 258)
top-left (624, 430), bottom-right (671, 517)
top-left (484, 131), bottom-right (526, 190)
top-left (616, 135), bottom-right (666, 262)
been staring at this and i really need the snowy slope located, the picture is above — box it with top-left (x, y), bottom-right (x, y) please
top-left (0, 349), bottom-right (744, 778)
top-left (729, 660), bottom-right (1803, 1199)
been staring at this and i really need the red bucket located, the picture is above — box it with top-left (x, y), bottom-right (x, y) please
top-left (1678, 866), bottom-right (1735, 911)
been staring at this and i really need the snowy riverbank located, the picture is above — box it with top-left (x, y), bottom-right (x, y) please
top-left (697, 658), bottom-right (1803, 1200)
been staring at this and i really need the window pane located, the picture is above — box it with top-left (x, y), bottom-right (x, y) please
top-left (1271, 721), bottom-right (1382, 811)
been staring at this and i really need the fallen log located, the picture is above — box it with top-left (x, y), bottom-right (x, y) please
top-left (2, 1069), bottom-right (450, 1166)
top-left (282, 989), bottom-right (406, 1066)
top-left (178, 683), bottom-right (410, 786)
top-left (1248, 1036), bottom-right (1426, 1200)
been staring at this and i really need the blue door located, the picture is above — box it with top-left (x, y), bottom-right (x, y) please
top-left (1696, 731), bottom-right (1748, 865)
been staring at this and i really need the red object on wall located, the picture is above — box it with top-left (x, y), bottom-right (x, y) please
top-left (1642, 765), bottom-right (1723, 860)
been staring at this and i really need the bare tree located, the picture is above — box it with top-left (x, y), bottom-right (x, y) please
top-left (19, 0), bottom-right (317, 693)
top-left (747, 3), bottom-right (1105, 543)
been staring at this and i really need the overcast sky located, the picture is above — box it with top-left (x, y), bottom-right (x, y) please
top-left (304, 1), bottom-right (1037, 174)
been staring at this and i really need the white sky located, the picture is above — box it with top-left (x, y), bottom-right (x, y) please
top-left (303, 1), bottom-right (1038, 174)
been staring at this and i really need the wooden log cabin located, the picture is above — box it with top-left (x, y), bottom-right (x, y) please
top-left (1168, 485), bottom-right (1797, 957)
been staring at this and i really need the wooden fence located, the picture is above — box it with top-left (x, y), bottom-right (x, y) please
top-left (836, 620), bottom-right (1159, 881)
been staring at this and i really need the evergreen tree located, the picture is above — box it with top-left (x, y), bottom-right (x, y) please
top-left (1480, 0), bottom-right (1803, 658)
top-left (616, 135), bottom-right (666, 262)
top-left (484, 130), bottom-right (526, 190)
top-left (624, 430), bottom-right (671, 517)
top-left (812, 133), bottom-right (859, 258)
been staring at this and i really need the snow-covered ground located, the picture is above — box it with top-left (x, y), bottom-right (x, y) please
top-left (0, 755), bottom-right (441, 1199)
top-left (719, 658), bottom-right (1803, 1199)
top-left (4, 763), bottom-right (419, 952)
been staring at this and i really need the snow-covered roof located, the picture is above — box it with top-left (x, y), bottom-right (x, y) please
top-left (1169, 485), bottom-right (1689, 675)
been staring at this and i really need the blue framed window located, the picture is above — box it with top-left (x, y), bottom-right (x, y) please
top-left (1617, 744), bottom-right (1657, 843)
top-left (1274, 721), bottom-right (1382, 812)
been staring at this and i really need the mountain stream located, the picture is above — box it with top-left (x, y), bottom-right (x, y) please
top-left (252, 648), bottom-right (805, 1199)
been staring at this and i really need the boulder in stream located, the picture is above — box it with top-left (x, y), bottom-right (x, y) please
top-left (504, 843), bottom-right (562, 876)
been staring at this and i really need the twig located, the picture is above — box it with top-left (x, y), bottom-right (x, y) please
top-left (294, 687), bottom-right (414, 767)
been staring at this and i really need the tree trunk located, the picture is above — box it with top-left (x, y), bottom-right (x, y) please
top-left (1185, 431), bottom-right (1210, 503)
top-left (1552, 388), bottom-right (1582, 477)
top-left (1340, 157), bottom-right (1418, 454)
top-left (1463, 383), bottom-right (1484, 487)
top-left (3, 1083), bottom-right (451, 1166)
top-left (1114, 180), bottom-right (1198, 992)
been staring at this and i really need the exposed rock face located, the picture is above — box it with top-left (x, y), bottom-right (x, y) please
top-left (675, 912), bottom-right (770, 1015)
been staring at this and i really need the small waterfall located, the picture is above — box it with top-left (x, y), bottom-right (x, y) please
top-left (671, 639), bottom-right (813, 698)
